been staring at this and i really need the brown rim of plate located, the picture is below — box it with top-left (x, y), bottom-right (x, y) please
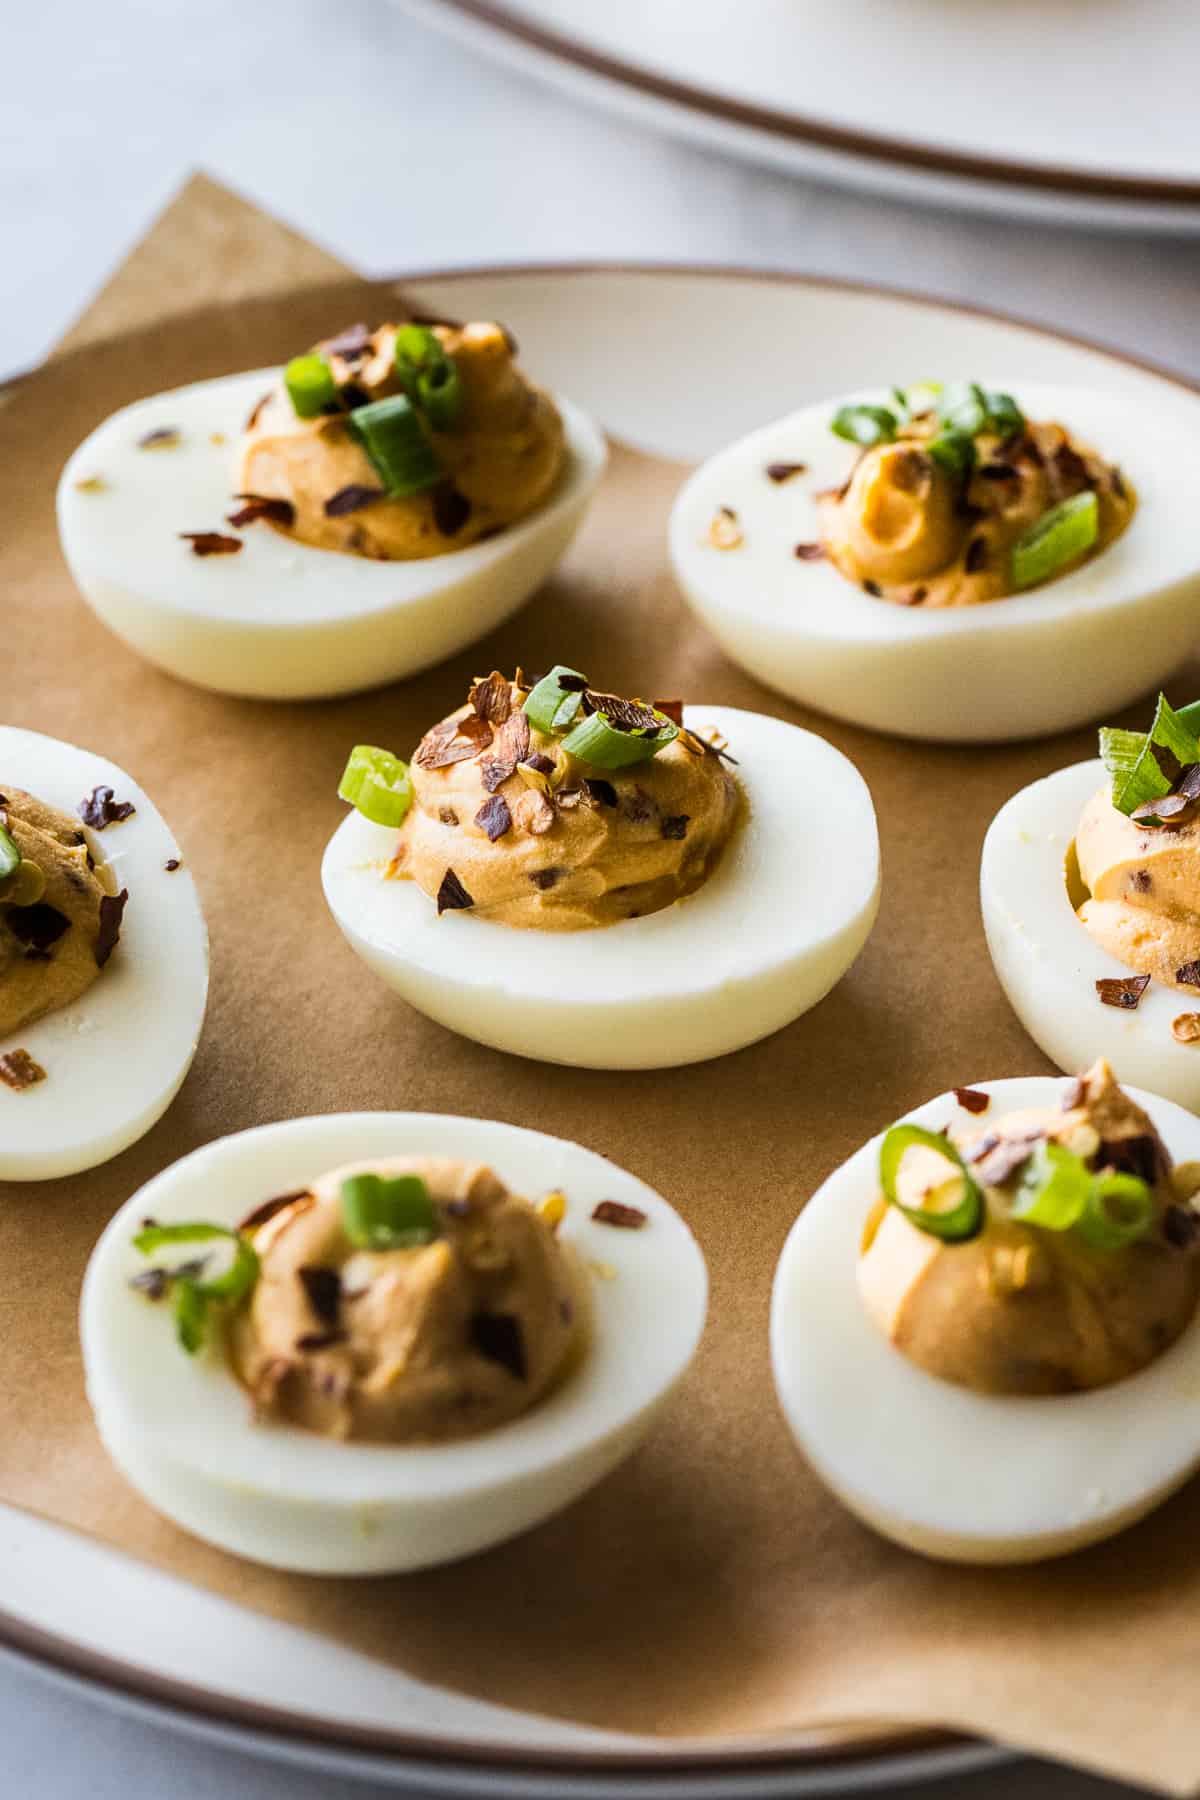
top-left (5, 260), bottom-right (1195, 1776)
top-left (416, 0), bottom-right (1200, 206)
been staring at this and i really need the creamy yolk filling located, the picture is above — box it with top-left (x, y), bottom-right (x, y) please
top-left (239, 321), bottom-right (565, 561)
top-left (230, 1158), bottom-right (580, 1444)
top-left (858, 1061), bottom-right (1200, 1395)
top-left (819, 416), bottom-right (1134, 607)
top-left (389, 676), bottom-right (743, 930)
top-left (1076, 785), bottom-right (1200, 990)
top-left (0, 789), bottom-right (118, 1039)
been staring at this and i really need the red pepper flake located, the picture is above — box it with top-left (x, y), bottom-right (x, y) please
top-left (244, 390), bottom-right (273, 433)
top-left (433, 484), bottom-right (472, 537)
top-left (653, 698), bottom-right (684, 727)
top-left (479, 712), bottom-right (531, 793)
top-left (794, 542), bottom-right (826, 561)
top-left (437, 806), bottom-right (459, 827)
top-left (414, 717), bottom-right (491, 770)
top-left (298, 1265), bottom-right (342, 1326)
top-left (470, 671), bottom-right (513, 726)
top-left (164, 858), bottom-right (181, 872)
top-left (862, 579), bottom-right (883, 597)
top-left (592, 1200), bottom-right (648, 1230)
top-left (661, 814), bottom-right (689, 840)
top-left (78, 785), bottom-right (136, 830)
top-left (586, 692), bottom-right (665, 737)
top-left (953, 1086), bottom-right (990, 1115)
top-left (180, 531), bottom-right (242, 557)
top-left (295, 1328), bottom-right (348, 1353)
top-left (584, 777), bottom-right (618, 808)
top-left (0, 1049), bottom-right (46, 1092)
top-left (1177, 962), bottom-right (1200, 989)
top-left (436, 869), bottom-right (474, 914)
top-left (1095, 973), bottom-right (1151, 1008)
top-left (469, 1311), bottom-right (526, 1379)
top-left (965, 537), bottom-right (988, 574)
top-left (227, 493), bottom-right (296, 529)
top-left (322, 321), bottom-right (373, 361)
top-left (531, 867), bottom-right (561, 890)
top-left (238, 1189), bottom-right (313, 1234)
top-left (325, 484), bottom-right (385, 518)
top-left (971, 1130), bottom-right (1044, 1186)
top-left (523, 752), bottom-right (556, 776)
top-left (138, 427), bottom-right (181, 449)
top-left (6, 902), bottom-right (70, 952)
top-left (95, 889), bottom-right (128, 968)
top-left (766, 461), bottom-right (807, 483)
top-left (475, 795), bottom-right (512, 842)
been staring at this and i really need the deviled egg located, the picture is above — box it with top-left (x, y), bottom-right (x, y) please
top-left (81, 1110), bottom-right (707, 1574)
top-left (57, 321), bottom-right (607, 700)
top-left (983, 692), bottom-right (1200, 1109)
top-left (671, 380), bottom-right (1200, 742)
top-left (322, 666), bottom-right (880, 1068)
top-left (771, 1062), bottom-right (1200, 1563)
top-left (0, 727), bottom-right (207, 1180)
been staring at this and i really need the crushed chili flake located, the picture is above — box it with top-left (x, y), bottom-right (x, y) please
top-left (128, 1266), bottom-right (170, 1301)
top-left (971, 1129), bottom-right (1044, 1186)
top-left (298, 1265), bottom-right (342, 1326)
top-left (238, 1189), bottom-right (313, 1233)
top-left (556, 787), bottom-right (583, 811)
top-left (470, 671), bottom-right (513, 726)
top-left (862, 579), bottom-right (883, 597)
top-left (584, 777), bottom-right (618, 808)
top-left (180, 531), bottom-right (242, 557)
top-left (531, 867), bottom-right (560, 890)
top-left (415, 718), bottom-right (487, 770)
top-left (5, 902), bottom-right (70, 952)
top-left (661, 814), bottom-right (689, 840)
top-left (794, 542), bottom-right (826, 561)
top-left (436, 869), bottom-right (474, 914)
top-left (901, 586), bottom-right (928, 606)
top-left (1096, 973), bottom-right (1151, 1008)
top-left (558, 672), bottom-right (589, 693)
top-left (1164, 1204), bottom-right (1200, 1248)
top-left (586, 692), bottom-right (664, 737)
top-left (653, 699), bottom-right (684, 727)
top-left (513, 789), bottom-right (555, 835)
top-left (0, 1049), bottom-right (46, 1092)
top-left (475, 795), bottom-right (512, 842)
top-left (1177, 961), bottom-right (1200, 989)
top-left (138, 427), bottom-right (181, 449)
top-left (325, 484), bottom-right (385, 518)
top-left (622, 788), bottom-right (653, 825)
top-left (524, 752), bottom-right (556, 776)
top-left (953, 1086), bottom-right (991, 1114)
top-left (78, 785), bottom-right (136, 830)
top-left (1172, 1013), bottom-right (1200, 1044)
top-left (433, 485), bottom-right (472, 537)
top-left (95, 889), bottom-right (129, 968)
top-left (468, 1311), bottom-right (527, 1380)
top-left (227, 493), bottom-right (295, 529)
top-left (479, 712), bottom-right (531, 792)
top-left (244, 390), bottom-right (273, 433)
top-left (965, 537), bottom-right (988, 574)
top-left (1132, 792), bottom-right (1200, 829)
top-left (322, 321), bottom-right (373, 360)
top-left (295, 1329), bottom-right (348, 1353)
top-left (592, 1200), bottom-right (648, 1230)
top-left (438, 806), bottom-right (459, 826)
top-left (766, 461), bottom-right (807, 483)
top-left (1132, 870), bottom-right (1153, 892)
top-left (164, 858), bottom-right (181, 872)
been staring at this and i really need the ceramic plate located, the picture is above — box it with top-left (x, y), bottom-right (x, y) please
top-left (5, 265), bottom-right (1200, 1795)
top-left (395, 0), bottom-right (1200, 233)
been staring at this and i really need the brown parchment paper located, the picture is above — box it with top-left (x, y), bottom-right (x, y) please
top-left (4, 175), bottom-right (1200, 1796)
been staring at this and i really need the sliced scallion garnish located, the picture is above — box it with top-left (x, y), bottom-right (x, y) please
top-left (1100, 693), bottom-right (1200, 817)
top-left (394, 324), bottom-right (462, 431)
top-left (132, 1221), bottom-right (260, 1355)
top-left (985, 389), bottom-right (1025, 439)
top-left (284, 353), bottom-right (338, 420)
top-left (1010, 1140), bottom-right (1091, 1231)
top-left (0, 826), bottom-right (21, 885)
top-left (523, 665), bottom-right (589, 735)
top-left (927, 428), bottom-right (976, 487)
top-left (830, 404), bottom-right (897, 448)
top-left (560, 707), bottom-right (680, 770)
top-left (1076, 1172), bottom-right (1154, 1251)
top-left (878, 1123), bottom-right (985, 1243)
top-left (937, 381), bottom-right (989, 438)
top-left (349, 396), bottom-right (442, 497)
top-left (338, 745), bottom-right (413, 828)
top-left (1011, 490), bottom-right (1099, 591)
top-left (340, 1172), bottom-right (439, 1251)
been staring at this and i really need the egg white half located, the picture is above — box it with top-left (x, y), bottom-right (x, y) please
top-left (81, 1110), bottom-right (707, 1575)
top-left (670, 384), bottom-right (1200, 743)
top-left (322, 705), bottom-right (880, 1070)
top-left (981, 759), bottom-right (1200, 1109)
top-left (771, 1076), bottom-right (1200, 1564)
top-left (56, 371), bottom-right (607, 701)
top-left (0, 728), bottom-right (208, 1181)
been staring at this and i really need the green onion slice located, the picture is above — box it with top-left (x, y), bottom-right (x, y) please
top-left (1076, 1172), bottom-right (1154, 1251)
top-left (878, 1123), bottom-right (985, 1242)
top-left (340, 1172), bottom-right (439, 1251)
top-left (1100, 693), bottom-right (1200, 817)
top-left (349, 396), bottom-right (442, 497)
top-left (1010, 1141), bottom-right (1091, 1232)
top-left (0, 826), bottom-right (20, 885)
top-left (132, 1222), bottom-right (261, 1355)
top-left (523, 665), bottom-right (589, 735)
top-left (927, 428), bottom-right (976, 487)
top-left (1011, 490), bottom-right (1099, 591)
top-left (830, 404), bottom-right (898, 448)
top-left (937, 381), bottom-right (989, 438)
top-left (394, 325), bottom-right (462, 431)
top-left (284, 353), bottom-right (338, 420)
top-left (338, 745), bottom-right (413, 828)
top-left (560, 707), bottom-right (680, 770)
top-left (985, 389), bottom-right (1025, 439)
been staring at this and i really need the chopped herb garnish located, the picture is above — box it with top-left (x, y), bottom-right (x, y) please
top-left (340, 1171), bottom-right (438, 1250)
top-left (831, 403), bottom-right (897, 447)
top-left (131, 1221), bottom-right (260, 1354)
top-left (284, 353), bottom-right (338, 420)
top-left (879, 1122), bottom-right (984, 1242)
top-left (524, 665), bottom-right (589, 735)
top-left (1011, 490), bottom-right (1099, 590)
top-left (1100, 694), bottom-right (1200, 817)
top-left (349, 395), bottom-right (441, 497)
top-left (338, 745), bottom-right (413, 828)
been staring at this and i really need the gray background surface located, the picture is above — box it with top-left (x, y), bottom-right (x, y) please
top-left (5, 0), bottom-right (1196, 1791)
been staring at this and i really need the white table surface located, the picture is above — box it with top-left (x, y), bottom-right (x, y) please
top-left (5, 0), bottom-right (1195, 1793)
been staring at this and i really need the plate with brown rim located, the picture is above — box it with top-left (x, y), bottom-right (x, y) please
top-left (4, 264), bottom-right (1200, 1795)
